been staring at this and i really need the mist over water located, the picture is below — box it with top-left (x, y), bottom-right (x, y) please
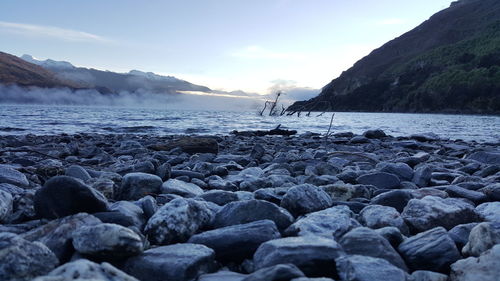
top-left (0, 84), bottom-right (262, 111)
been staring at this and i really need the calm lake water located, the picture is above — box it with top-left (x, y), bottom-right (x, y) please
top-left (0, 105), bottom-right (498, 142)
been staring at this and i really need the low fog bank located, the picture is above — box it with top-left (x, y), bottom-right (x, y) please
top-left (0, 84), bottom-right (263, 111)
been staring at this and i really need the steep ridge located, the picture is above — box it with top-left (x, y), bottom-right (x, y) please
top-left (288, 0), bottom-right (500, 114)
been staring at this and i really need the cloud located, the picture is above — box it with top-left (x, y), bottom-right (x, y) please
top-left (0, 21), bottom-right (112, 43)
top-left (376, 18), bottom-right (406, 26)
top-left (231, 46), bottom-right (307, 61)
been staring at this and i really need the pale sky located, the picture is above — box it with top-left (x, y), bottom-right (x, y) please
top-left (0, 0), bottom-right (454, 95)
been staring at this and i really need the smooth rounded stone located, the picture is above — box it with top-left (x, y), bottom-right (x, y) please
top-left (65, 165), bottom-right (92, 182)
top-left (93, 211), bottom-right (136, 228)
top-left (280, 184), bottom-right (333, 217)
top-left (444, 185), bottom-right (486, 204)
top-left (466, 151), bottom-right (500, 165)
top-left (33, 259), bottom-right (139, 281)
top-left (119, 173), bottom-right (163, 201)
top-left (213, 199), bottom-right (294, 231)
top-left (72, 223), bottom-right (143, 259)
top-left (144, 198), bottom-right (213, 245)
top-left (357, 172), bottom-right (401, 189)
top-left (0, 233), bottom-right (59, 281)
top-left (198, 190), bottom-right (238, 206)
top-left (91, 178), bottom-right (115, 199)
top-left (410, 270), bottom-right (448, 281)
top-left (478, 164), bottom-right (500, 177)
top-left (0, 165), bottom-right (29, 187)
top-left (358, 205), bottom-right (409, 234)
top-left (332, 201), bottom-right (369, 213)
top-left (0, 189), bottom-right (13, 223)
top-left (480, 183), bottom-right (500, 201)
top-left (401, 196), bottom-right (478, 233)
top-left (376, 162), bottom-right (414, 181)
top-left (337, 169), bottom-right (359, 184)
top-left (253, 236), bottom-right (345, 278)
top-left (398, 227), bottom-right (461, 273)
top-left (34, 175), bottom-right (108, 219)
top-left (350, 135), bottom-right (370, 143)
top-left (254, 187), bottom-right (288, 205)
top-left (171, 170), bottom-right (205, 180)
top-left (109, 201), bottom-right (146, 231)
top-left (462, 222), bottom-right (500, 257)
top-left (192, 162), bottom-right (215, 176)
top-left (291, 278), bottom-right (335, 281)
top-left (161, 179), bottom-right (203, 198)
top-left (123, 243), bottom-right (216, 281)
top-left (449, 244), bottom-right (500, 281)
top-left (208, 178), bottom-right (238, 191)
top-left (410, 188), bottom-right (448, 199)
top-left (371, 190), bottom-right (414, 212)
top-left (339, 227), bottom-right (408, 271)
top-left (322, 183), bottom-right (372, 201)
top-left (21, 213), bottom-right (101, 262)
top-left (188, 220), bottom-right (280, 262)
top-left (375, 227), bottom-right (405, 248)
top-left (243, 264), bottom-right (305, 281)
top-left (336, 255), bottom-right (408, 281)
top-left (136, 195), bottom-right (157, 219)
top-left (155, 162), bottom-right (172, 181)
top-left (0, 182), bottom-right (25, 195)
top-left (475, 202), bottom-right (500, 223)
top-left (412, 165), bottom-right (433, 187)
top-left (198, 271), bottom-right (247, 281)
top-left (363, 129), bottom-right (387, 139)
top-left (150, 137), bottom-right (219, 154)
top-left (448, 223), bottom-right (479, 249)
top-left (285, 205), bottom-right (360, 240)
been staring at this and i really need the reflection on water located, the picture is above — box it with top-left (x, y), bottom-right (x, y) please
top-left (0, 105), bottom-right (499, 142)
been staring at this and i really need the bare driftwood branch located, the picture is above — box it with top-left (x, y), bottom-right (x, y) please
top-left (231, 124), bottom-right (297, 136)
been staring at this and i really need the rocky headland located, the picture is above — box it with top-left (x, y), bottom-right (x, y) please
top-left (0, 130), bottom-right (499, 281)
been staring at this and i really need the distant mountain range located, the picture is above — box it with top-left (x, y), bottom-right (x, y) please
top-left (19, 54), bottom-right (211, 94)
top-left (288, 0), bottom-right (500, 114)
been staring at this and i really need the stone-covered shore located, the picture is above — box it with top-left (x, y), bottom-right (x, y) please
top-left (0, 130), bottom-right (499, 281)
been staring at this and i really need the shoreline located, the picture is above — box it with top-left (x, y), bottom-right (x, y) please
top-left (0, 129), bottom-right (499, 280)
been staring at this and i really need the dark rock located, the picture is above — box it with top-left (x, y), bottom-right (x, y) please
top-left (412, 165), bottom-right (433, 187)
top-left (398, 227), bottom-right (461, 273)
top-left (92, 211), bottom-right (136, 228)
top-left (375, 227), bottom-right (405, 248)
top-left (253, 236), bottom-right (345, 278)
top-left (119, 172), bottom-right (162, 201)
top-left (402, 196), bottom-right (478, 233)
top-left (161, 179), bottom-right (203, 198)
top-left (150, 137), bottom-right (219, 154)
top-left (21, 213), bottom-right (101, 262)
top-left (109, 201), bottom-right (146, 231)
top-left (357, 172), bottom-right (401, 189)
top-left (33, 259), bottom-right (139, 281)
top-left (280, 184), bottom-right (333, 216)
top-left (72, 223), bottom-right (143, 259)
top-left (34, 176), bottom-right (108, 219)
top-left (144, 198), bottom-right (213, 245)
top-left (462, 222), bottom-right (500, 257)
top-left (156, 162), bottom-right (171, 181)
top-left (243, 264), bottom-right (305, 281)
top-left (371, 190), bottom-right (414, 212)
top-left (285, 205), bottom-right (359, 239)
top-left (409, 270), bottom-right (448, 281)
top-left (450, 244), bottom-right (500, 281)
top-left (0, 189), bottom-right (13, 223)
top-left (0, 165), bottom-right (29, 187)
top-left (480, 183), bottom-right (500, 201)
top-left (358, 204), bottom-right (408, 234)
top-left (123, 243), bottom-right (217, 281)
top-left (448, 223), bottom-right (479, 249)
top-left (336, 255), bottom-right (408, 281)
top-left (171, 170), bottom-right (205, 180)
top-left (363, 129), bottom-right (387, 139)
top-left (339, 227), bottom-right (408, 271)
top-left (377, 162), bottom-right (414, 181)
top-left (136, 195), bottom-right (157, 219)
top-left (445, 185), bottom-right (486, 204)
top-left (198, 271), bottom-right (247, 281)
top-left (0, 233), bottom-right (59, 281)
top-left (188, 220), bottom-right (280, 262)
top-left (466, 151), bottom-right (500, 165)
top-left (198, 190), bottom-right (239, 206)
top-left (65, 165), bottom-right (91, 182)
top-left (213, 199), bottom-right (294, 231)
top-left (250, 143), bottom-right (266, 160)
